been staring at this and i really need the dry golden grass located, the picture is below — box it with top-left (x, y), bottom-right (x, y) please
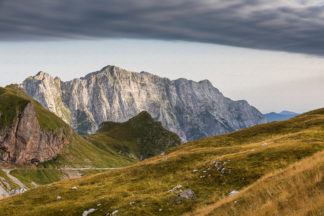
top-left (189, 150), bottom-right (324, 216)
top-left (0, 108), bottom-right (323, 215)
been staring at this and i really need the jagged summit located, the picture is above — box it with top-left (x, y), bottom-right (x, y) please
top-left (22, 66), bottom-right (265, 141)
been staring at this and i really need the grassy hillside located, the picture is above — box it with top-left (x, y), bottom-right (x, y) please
top-left (0, 108), bottom-right (323, 215)
top-left (194, 150), bottom-right (324, 216)
top-left (1, 86), bottom-right (180, 187)
top-left (87, 111), bottom-right (182, 160)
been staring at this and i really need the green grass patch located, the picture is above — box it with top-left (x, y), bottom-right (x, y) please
top-left (10, 169), bottom-right (63, 188)
top-left (0, 169), bottom-right (19, 190)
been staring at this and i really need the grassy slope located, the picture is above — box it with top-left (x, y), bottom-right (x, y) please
top-left (195, 150), bottom-right (324, 216)
top-left (0, 170), bottom-right (19, 191)
top-left (0, 85), bottom-right (69, 134)
top-left (0, 108), bottom-right (323, 215)
top-left (0, 86), bottom-right (136, 185)
top-left (8, 134), bottom-right (137, 188)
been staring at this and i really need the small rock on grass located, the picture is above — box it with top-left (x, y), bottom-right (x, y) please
top-left (168, 184), bottom-right (182, 192)
top-left (228, 190), bottom-right (239, 196)
top-left (178, 189), bottom-right (195, 200)
top-left (82, 208), bottom-right (96, 216)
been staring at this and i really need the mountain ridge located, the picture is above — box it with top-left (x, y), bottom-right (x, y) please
top-left (22, 65), bottom-right (266, 141)
top-left (264, 110), bottom-right (299, 122)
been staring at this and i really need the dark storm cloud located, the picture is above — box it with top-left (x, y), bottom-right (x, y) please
top-left (1, 0), bottom-right (324, 55)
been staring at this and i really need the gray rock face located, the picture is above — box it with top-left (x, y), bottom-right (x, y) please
top-left (22, 65), bottom-right (265, 141)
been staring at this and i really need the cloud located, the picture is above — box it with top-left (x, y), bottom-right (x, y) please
top-left (1, 0), bottom-right (324, 55)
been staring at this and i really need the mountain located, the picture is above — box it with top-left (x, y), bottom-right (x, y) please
top-left (87, 111), bottom-right (181, 160)
top-left (264, 110), bottom-right (299, 122)
top-left (22, 65), bottom-right (266, 141)
top-left (1, 108), bottom-right (323, 215)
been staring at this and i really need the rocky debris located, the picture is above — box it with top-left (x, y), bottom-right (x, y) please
top-left (160, 152), bottom-right (165, 156)
top-left (0, 102), bottom-right (69, 165)
top-left (262, 142), bottom-right (268, 146)
top-left (228, 190), bottom-right (239, 196)
top-left (72, 186), bottom-right (77, 190)
top-left (172, 189), bottom-right (195, 205)
top-left (168, 185), bottom-right (182, 192)
top-left (22, 66), bottom-right (266, 141)
top-left (129, 201), bottom-right (136, 206)
top-left (97, 203), bottom-right (101, 207)
top-left (82, 208), bottom-right (96, 216)
top-left (178, 189), bottom-right (195, 200)
top-left (159, 209), bottom-right (163, 212)
top-left (9, 188), bottom-right (26, 196)
top-left (57, 195), bottom-right (61, 200)
top-left (221, 168), bottom-right (226, 174)
top-left (192, 169), bottom-right (198, 173)
top-left (106, 210), bottom-right (119, 215)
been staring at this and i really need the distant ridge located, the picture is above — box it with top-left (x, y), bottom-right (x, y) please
top-left (264, 110), bottom-right (299, 122)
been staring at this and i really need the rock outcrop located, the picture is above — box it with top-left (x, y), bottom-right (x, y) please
top-left (22, 66), bottom-right (266, 141)
top-left (0, 85), bottom-right (72, 165)
top-left (0, 101), bottom-right (68, 165)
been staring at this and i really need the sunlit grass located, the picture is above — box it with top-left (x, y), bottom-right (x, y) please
top-left (0, 108), bottom-right (323, 215)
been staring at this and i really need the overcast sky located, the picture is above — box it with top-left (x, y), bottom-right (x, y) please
top-left (1, 0), bottom-right (324, 113)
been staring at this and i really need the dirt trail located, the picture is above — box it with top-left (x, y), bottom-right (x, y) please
top-left (2, 169), bottom-right (26, 189)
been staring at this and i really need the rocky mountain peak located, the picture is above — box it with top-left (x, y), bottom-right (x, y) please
top-left (22, 66), bottom-right (266, 141)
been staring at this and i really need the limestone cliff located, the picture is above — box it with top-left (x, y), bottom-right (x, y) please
top-left (0, 86), bottom-right (70, 165)
top-left (22, 66), bottom-right (266, 141)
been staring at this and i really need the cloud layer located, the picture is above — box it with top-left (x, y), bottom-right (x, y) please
top-left (1, 0), bottom-right (324, 55)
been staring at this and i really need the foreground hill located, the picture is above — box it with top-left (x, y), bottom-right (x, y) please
top-left (192, 150), bottom-right (324, 216)
top-left (22, 65), bottom-right (265, 140)
top-left (0, 108), bottom-right (323, 215)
